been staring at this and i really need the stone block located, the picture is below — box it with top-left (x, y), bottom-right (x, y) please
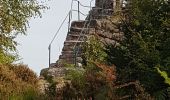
top-left (71, 20), bottom-right (88, 28)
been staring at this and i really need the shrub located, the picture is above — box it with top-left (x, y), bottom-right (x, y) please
top-left (10, 64), bottom-right (38, 85)
top-left (0, 64), bottom-right (46, 99)
top-left (0, 64), bottom-right (25, 99)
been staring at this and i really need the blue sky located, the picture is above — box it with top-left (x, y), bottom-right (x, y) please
top-left (16, 0), bottom-right (95, 75)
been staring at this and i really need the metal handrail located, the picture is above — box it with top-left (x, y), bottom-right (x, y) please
top-left (48, 12), bottom-right (70, 67)
top-left (73, 0), bottom-right (95, 49)
top-left (68, 0), bottom-right (94, 31)
top-left (73, 0), bottom-right (91, 8)
top-left (73, 0), bottom-right (95, 67)
top-left (68, 9), bottom-right (89, 33)
top-left (73, 14), bottom-right (91, 66)
top-left (71, 10), bottom-right (88, 16)
top-left (48, 0), bottom-right (127, 67)
top-left (72, 0), bottom-right (129, 67)
top-left (49, 0), bottom-right (129, 67)
top-left (48, 0), bottom-right (94, 67)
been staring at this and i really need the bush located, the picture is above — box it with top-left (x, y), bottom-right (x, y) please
top-left (10, 64), bottom-right (38, 85)
top-left (0, 64), bottom-right (25, 99)
top-left (0, 64), bottom-right (46, 99)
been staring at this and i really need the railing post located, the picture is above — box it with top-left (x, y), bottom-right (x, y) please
top-left (71, 0), bottom-right (73, 19)
top-left (48, 44), bottom-right (51, 67)
top-left (90, 0), bottom-right (94, 20)
top-left (78, 1), bottom-right (80, 20)
top-left (73, 46), bottom-right (77, 67)
top-left (68, 11), bottom-right (71, 32)
top-left (48, 12), bottom-right (70, 67)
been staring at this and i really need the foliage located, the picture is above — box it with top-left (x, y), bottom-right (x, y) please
top-left (65, 34), bottom-right (153, 99)
top-left (86, 62), bottom-right (117, 99)
top-left (10, 64), bottom-right (37, 85)
top-left (0, 64), bottom-right (24, 98)
top-left (64, 62), bottom-right (117, 99)
top-left (0, 49), bottom-right (17, 64)
top-left (64, 37), bottom-right (117, 99)
top-left (114, 81), bottom-right (153, 100)
top-left (83, 36), bottom-right (107, 63)
top-left (64, 64), bottom-right (85, 98)
top-left (57, 0), bottom-right (170, 99)
top-left (157, 67), bottom-right (170, 85)
top-left (9, 87), bottom-right (40, 100)
top-left (40, 68), bottom-right (54, 83)
top-left (105, 0), bottom-right (170, 99)
top-left (0, 1), bottom-right (46, 97)
top-left (0, 0), bottom-right (45, 34)
top-left (0, 64), bottom-right (46, 99)
top-left (0, 0), bottom-right (46, 64)
top-left (0, 0), bottom-right (48, 99)
top-left (46, 81), bottom-right (57, 99)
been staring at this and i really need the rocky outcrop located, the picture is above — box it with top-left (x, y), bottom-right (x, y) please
top-left (39, 0), bottom-right (124, 97)
top-left (40, 9), bottom-right (123, 78)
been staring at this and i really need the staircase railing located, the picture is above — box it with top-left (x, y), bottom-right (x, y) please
top-left (73, 0), bottom-right (129, 67)
top-left (48, 12), bottom-right (70, 67)
top-left (48, 0), bottom-right (128, 67)
top-left (72, 0), bottom-right (95, 67)
top-left (48, 0), bottom-right (94, 67)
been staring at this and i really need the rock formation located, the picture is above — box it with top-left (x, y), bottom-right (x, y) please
top-left (39, 0), bottom-right (125, 96)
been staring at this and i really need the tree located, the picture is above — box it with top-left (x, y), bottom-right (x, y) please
top-left (0, 1), bottom-right (47, 99)
top-left (106, 0), bottom-right (170, 99)
top-left (0, 0), bottom-right (46, 64)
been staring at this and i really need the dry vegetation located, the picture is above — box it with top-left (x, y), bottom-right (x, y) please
top-left (0, 64), bottom-right (43, 100)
